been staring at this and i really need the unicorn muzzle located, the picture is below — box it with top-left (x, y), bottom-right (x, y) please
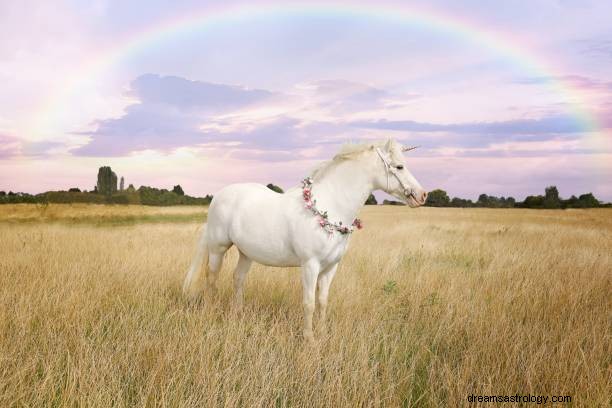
top-left (406, 189), bottom-right (427, 205)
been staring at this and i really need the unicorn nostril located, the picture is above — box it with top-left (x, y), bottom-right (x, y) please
top-left (421, 191), bottom-right (428, 203)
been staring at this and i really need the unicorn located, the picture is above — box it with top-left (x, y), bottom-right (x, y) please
top-left (183, 138), bottom-right (427, 341)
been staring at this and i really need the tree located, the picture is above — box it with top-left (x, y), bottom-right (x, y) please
top-left (364, 194), bottom-right (377, 205)
top-left (172, 185), bottom-right (185, 195)
top-left (266, 183), bottom-right (284, 194)
top-left (476, 194), bottom-right (490, 207)
top-left (564, 195), bottom-right (579, 208)
top-left (543, 185), bottom-right (561, 209)
top-left (522, 195), bottom-right (544, 208)
top-left (68, 187), bottom-right (81, 193)
top-left (120, 177), bottom-right (125, 191)
top-left (425, 189), bottom-right (450, 207)
top-left (578, 193), bottom-right (599, 208)
top-left (96, 166), bottom-right (117, 196)
top-left (450, 197), bottom-right (473, 207)
top-left (126, 184), bottom-right (136, 193)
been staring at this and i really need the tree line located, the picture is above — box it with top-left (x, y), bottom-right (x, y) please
top-left (265, 184), bottom-right (606, 209)
top-left (1, 169), bottom-right (606, 208)
top-left (0, 166), bottom-right (212, 206)
top-left (423, 186), bottom-right (604, 209)
top-left (0, 186), bottom-right (213, 206)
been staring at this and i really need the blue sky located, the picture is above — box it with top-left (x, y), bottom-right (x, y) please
top-left (0, 0), bottom-right (611, 200)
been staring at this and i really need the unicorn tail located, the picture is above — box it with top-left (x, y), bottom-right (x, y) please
top-left (183, 224), bottom-right (208, 298)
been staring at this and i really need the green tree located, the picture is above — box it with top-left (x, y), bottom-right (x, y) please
top-left (266, 183), bottom-right (284, 194)
top-left (364, 193), bottom-right (377, 205)
top-left (522, 195), bottom-right (544, 208)
top-left (425, 189), bottom-right (450, 207)
top-left (543, 186), bottom-right (561, 209)
top-left (450, 197), bottom-right (473, 207)
top-left (172, 185), bottom-right (185, 195)
top-left (96, 166), bottom-right (117, 196)
top-left (476, 194), bottom-right (490, 207)
top-left (578, 193), bottom-right (599, 208)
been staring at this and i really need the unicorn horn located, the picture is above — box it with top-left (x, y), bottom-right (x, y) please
top-left (402, 145), bottom-right (420, 152)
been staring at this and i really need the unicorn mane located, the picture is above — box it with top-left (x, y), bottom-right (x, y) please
top-left (310, 140), bottom-right (397, 181)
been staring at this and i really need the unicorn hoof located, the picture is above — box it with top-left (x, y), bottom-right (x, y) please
top-left (303, 330), bottom-right (315, 343)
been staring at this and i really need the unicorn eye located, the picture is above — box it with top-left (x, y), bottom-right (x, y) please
top-left (396, 165), bottom-right (404, 170)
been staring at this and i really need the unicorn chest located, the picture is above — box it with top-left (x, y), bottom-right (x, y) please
top-left (313, 234), bottom-right (351, 266)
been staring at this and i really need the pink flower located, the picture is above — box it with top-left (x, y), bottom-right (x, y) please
top-left (352, 218), bottom-right (363, 230)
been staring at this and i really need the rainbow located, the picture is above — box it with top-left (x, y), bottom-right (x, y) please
top-left (32, 1), bottom-right (610, 160)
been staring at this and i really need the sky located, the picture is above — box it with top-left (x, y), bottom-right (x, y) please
top-left (1, 0), bottom-right (611, 201)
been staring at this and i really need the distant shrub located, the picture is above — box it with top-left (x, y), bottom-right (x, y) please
top-left (364, 194), bottom-right (377, 205)
top-left (138, 186), bottom-right (212, 206)
top-left (266, 183), bottom-right (284, 194)
top-left (425, 189), bottom-right (450, 207)
top-left (382, 199), bottom-right (404, 206)
top-left (172, 185), bottom-right (185, 196)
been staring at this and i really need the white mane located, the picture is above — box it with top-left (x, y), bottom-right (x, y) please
top-left (310, 140), bottom-right (397, 181)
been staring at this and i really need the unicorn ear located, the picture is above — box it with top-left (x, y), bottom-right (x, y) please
top-left (384, 138), bottom-right (394, 152)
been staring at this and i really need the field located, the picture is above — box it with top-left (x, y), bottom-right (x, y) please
top-left (0, 204), bottom-right (610, 406)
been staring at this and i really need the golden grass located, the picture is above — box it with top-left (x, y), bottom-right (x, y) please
top-left (0, 203), bottom-right (206, 225)
top-left (0, 204), bottom-right (610, 407)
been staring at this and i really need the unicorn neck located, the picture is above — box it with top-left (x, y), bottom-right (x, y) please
top-left (310, 159), bottom-right (373, 226)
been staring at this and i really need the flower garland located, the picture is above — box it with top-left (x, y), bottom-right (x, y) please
top-left (302, 177), bottom-right (363, 235)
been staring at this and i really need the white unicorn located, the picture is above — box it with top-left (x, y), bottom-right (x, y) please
top-left (183, 138), bottom-right (427, 341)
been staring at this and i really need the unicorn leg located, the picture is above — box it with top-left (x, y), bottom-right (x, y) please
top-left (317, 262), bottom-right (338, 331)
top-left (301, 259), bottom-right (321, 342)
top-left (233, 250), bottom-right (252, 308)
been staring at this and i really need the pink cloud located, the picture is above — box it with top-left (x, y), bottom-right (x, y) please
top-left (0, 133), bottom-right (21, 158)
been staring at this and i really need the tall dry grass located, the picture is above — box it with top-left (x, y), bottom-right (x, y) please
top-left (0, 205), bottom-right (610, 406)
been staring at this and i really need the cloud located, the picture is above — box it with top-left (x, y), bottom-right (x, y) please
top-left (199, 117), bottom-right (348, 160)
top-left (0, 133), bottom-right (68, 158)
top-left (578, 38), bottom-right (612, 59)
top-left (0, 133), bottom-right (20, 158)
top-left (514, 75), bottom-right (612, 91)
top-left (352, 115), bottom-right (589, 148)
top-left (73, 74), bottom-right (388, 157)
top-left (73, 73), bottom-right (602, 160)
top-left (558, 75), bottom-right (612, 91)
top-left (74, 103), bottom-right (204, 156)
top-left (73, 74), bottom-right (279, 156)
top-left (128, 74), bottom-right (274, 112)
top-left (304, 79), bottom-right (388, 109)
